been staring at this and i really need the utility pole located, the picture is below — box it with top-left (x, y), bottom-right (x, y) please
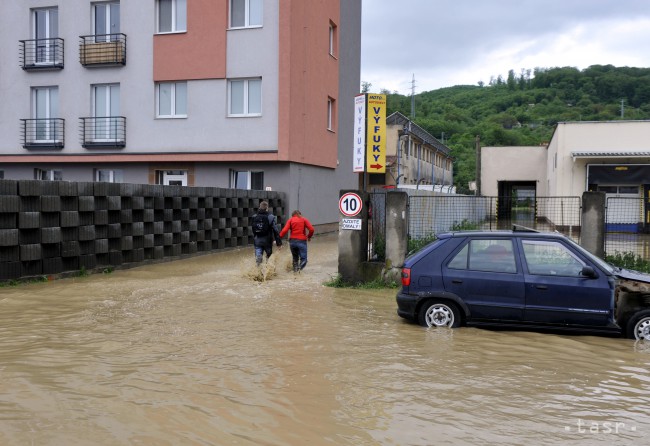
top-left (621, 99), bottom-right (625, 118)
top-left (410, 74), bottom-right (416, 119)
top-left (475, 135), bottom-right (481, 196)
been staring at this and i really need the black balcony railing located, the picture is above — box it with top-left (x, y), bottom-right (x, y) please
top-left (80, 117), bottom-right (126, 148)
top-left (79, 34), bottom-right (127, 66)
top-left (19, 38), bottom-right (64, 70)
top-left (21, 118), bottom-right (65, 149)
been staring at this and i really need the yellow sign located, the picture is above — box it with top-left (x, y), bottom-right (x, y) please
top-left (365, 94), bottom-right (386, 173)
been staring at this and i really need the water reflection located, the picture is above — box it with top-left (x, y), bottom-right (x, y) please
top-left (1, 233), bottom-right (649, 445)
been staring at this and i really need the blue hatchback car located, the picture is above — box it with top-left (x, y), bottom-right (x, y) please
top-left (396, 227), bottom-right (650, 340)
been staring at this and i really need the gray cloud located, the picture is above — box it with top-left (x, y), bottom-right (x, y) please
top-left (361, 0), bottom-right (650, 92)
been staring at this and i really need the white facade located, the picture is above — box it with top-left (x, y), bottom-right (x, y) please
top-left (547, 121), bottom-right (650, 197)
top-left (482, 121), bottom-right (650, 198)
top-left (480, 146), bottom-right (547, 196)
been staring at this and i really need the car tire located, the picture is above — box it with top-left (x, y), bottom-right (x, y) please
top-left (418, 300), bottom-right (461, 328)
top-left (626, 309), bottom-right (650, 341)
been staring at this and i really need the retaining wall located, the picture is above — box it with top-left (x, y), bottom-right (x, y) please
top-left (0, 180), bottom-right (285, 282)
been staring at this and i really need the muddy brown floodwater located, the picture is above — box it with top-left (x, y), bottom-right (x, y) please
top-left (1, 233), bottom-right (650, 446)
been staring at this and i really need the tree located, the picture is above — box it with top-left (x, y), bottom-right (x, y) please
top-left (361, 81), bottom-right (372, 93)
top-left (381, 65), bottom-right (650, 190)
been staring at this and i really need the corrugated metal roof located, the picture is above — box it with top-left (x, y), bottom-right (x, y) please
top-left (571, 151), bottom-right (650, 158)
top-left (386, 111), bottom-right (452, 156)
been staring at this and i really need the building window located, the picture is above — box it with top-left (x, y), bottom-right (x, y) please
top-left (92, 84), bottom-right (120, 140)
top-left (231, 170), bottom-right (263, 190)
top-left (33, 7), bottom-right (59, 64)
top-left (329, 21), bottom-right (337, 57)
top-left (95, 169), bottom-right (123, 183)
top-left (155, 170), bottom-right (188, 186)
top-left (34, 169), bottom-right (62, 181)
top-left (156, 82), bottom-right (187, 118)
top-left (0, 171), bottom-right (4, 179)
top-left (32, 87), bottom-right (60, 142)
top-left (327, 97), bottom-right (336, 131)
top-left (94, 2), bottom-right (120, 41)
top-left (230, 0), bottom-right (262, 28)
top-left (228, 79), bottom-right (262, 116)
top-left (157, 0), bottom-right (186, 33)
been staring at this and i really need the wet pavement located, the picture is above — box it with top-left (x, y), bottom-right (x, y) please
top-left (1, 233), bottom-right (649, 445)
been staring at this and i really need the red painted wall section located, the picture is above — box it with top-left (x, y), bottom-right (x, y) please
top-left (153, 0), bottom-right (227, 81)
top-left (278, 0), bottom-right (340, 168)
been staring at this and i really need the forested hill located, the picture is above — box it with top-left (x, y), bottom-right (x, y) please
top-left (378, 65), bottom-right (650, 193)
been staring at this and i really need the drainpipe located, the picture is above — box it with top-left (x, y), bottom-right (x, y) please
top-left (397, 129), bottom-right (402, 187)
top-left (417, 143), bottom-right (421, 186)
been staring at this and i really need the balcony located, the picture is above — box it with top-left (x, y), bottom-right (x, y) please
top-left (79, 34), bottom-right (126, 66)
top-left (80, 117), bottom-right (126, 148)
top-left (19, 38), bottom-right (64, 70)
top-left (21, 118), bottom-right (65, 149)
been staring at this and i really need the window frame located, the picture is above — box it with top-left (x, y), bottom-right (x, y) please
top-left (229, 0), bottom-right (263, 29)
top-left (94, 168), bottom-right (123, 183)
top-left (92, 83), bottom-right (120, 141)
top-left (327, 96), bottom-right (336, 131)
top-left (34, 168), bottom-right (62, 181)
top-left (33, 7), bottom-right (59, 65)
top-left (231, 170), bottom-right (264, 190)
top-left (155, 169), bottom-right (188, 186)
top-left (228, 78), bottom-right (262, 117)
top-left (156, 0), bottom-right (187, 34)
top-left (329, 21), bottom-right (338, 57)
top-left (156, 81), bottom-right (188, 118)
top-left (93, 2), bottom-right (120, 42)
top-left (32, 86), bottom-right (60, 143)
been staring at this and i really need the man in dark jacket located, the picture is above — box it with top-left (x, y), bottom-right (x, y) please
top-left (252, 201), bottom-right (282, 265)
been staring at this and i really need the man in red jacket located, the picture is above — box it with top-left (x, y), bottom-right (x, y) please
top-left (279, 210), bottom-right (315, 272)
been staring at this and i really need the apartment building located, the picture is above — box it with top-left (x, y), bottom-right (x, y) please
top-left (0, 0), bottom-right (361, 225)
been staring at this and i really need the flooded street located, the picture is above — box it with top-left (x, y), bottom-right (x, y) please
top-left (1, 233), bottom-right (649, 446)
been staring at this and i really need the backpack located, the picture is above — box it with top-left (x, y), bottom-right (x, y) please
top-left (252, 213), bottom-right (271, 236)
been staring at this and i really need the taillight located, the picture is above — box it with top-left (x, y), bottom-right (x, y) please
top-left (401, 268), bottom-right (411, 286)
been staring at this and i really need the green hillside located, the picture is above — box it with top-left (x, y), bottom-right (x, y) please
top-left (372, 65), bottom-right (650, 193)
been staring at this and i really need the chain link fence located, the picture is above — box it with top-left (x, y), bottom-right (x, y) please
top-left (407, 195), bottom-right (582, 244)
top-left (605, 197), bottom-right (650, 260)
top-left (367, 192), bottom-right (650, 265)
top-left (368, 192), bottom-right (387, 261)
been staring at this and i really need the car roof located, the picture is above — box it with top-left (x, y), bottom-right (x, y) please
top-left (437, 226), bottom-right (569, 241)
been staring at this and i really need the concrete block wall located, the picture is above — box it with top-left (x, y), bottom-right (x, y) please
top-left (0, 180), bottom-right (285, 282)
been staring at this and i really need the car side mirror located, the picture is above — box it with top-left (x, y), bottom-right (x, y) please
top-left (581, 266), bottom-right (597, 278)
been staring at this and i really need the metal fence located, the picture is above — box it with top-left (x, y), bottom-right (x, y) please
top-left (605, 197), bottom-right (650, 259)
top-left (367, 192), bottom-right (650, 262)
top-left (407, 195), bottom-right (582, 244)
top-left (368, 192), bottom-right (387, 261)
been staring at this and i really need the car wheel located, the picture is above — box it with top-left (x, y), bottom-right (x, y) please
top-left (418, 300), bottom-right (460, 328)
top-left (626, 310), bottom-right (650, 341)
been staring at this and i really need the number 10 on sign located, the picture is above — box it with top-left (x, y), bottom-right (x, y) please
top-left (339, 192), bottom-right (363, 217)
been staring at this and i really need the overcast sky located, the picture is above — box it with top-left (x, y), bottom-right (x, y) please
top-left (361, 0), bottom-right (650, 94)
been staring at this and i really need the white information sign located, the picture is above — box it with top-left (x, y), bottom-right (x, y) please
top-left (353, 94), bottom-right (366, 172)
top-left (341, 218), bottom-right (362, 230)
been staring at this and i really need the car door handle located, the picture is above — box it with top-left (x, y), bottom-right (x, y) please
top-left (535, 285), bottom-right (548, 290)
top-left (451, 279), bottom-right (463, 284)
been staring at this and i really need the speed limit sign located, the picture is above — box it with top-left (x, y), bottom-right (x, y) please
top-left (339, 192), bottom-right (363, 217)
